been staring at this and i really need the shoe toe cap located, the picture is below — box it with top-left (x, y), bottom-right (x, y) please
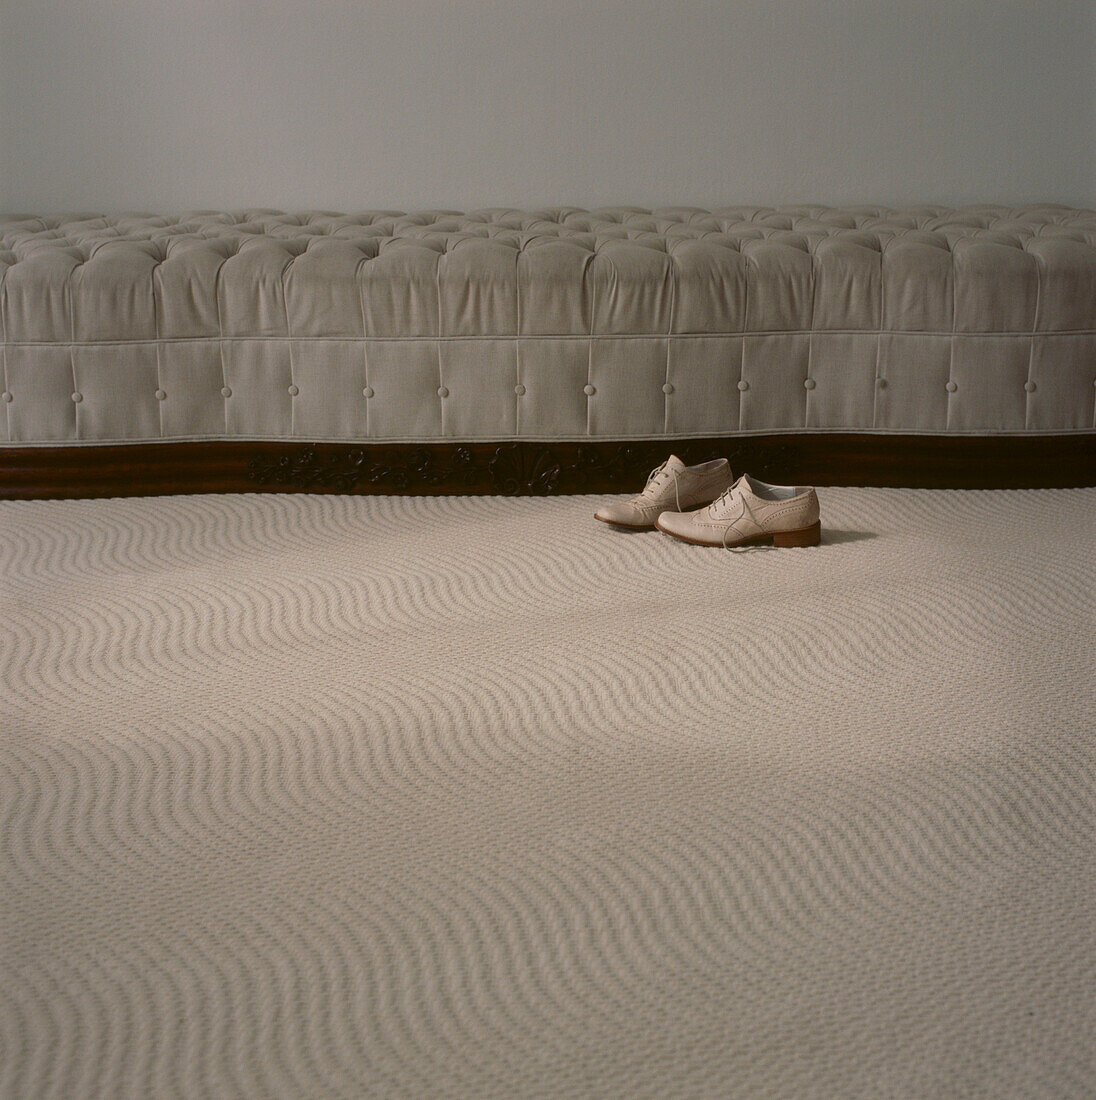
top-left (595, 502), bottom-right (648, 526)
top-left (654, 510), bottom-right (696, 538)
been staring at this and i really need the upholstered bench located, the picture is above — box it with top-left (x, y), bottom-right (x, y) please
top-left (2, 205), bottom-right (1094, 496)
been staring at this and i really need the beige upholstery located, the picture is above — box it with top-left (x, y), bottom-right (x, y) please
top-left (2, 204), bottom-right (1095, 445)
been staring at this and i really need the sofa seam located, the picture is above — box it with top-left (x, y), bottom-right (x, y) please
top-left (6, 328), bottom-right (1096, 347)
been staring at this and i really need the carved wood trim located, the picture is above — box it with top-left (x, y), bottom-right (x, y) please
top-left (2, 434), bottom-right (1093, 500)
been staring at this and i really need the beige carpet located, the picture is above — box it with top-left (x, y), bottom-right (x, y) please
top-left (2, 487), bottom-right (1095, 1098)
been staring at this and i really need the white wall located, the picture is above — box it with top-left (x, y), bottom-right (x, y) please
top-left (1, 0), bottom-right (1093, 213)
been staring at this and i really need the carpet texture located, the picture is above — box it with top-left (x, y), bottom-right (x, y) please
top-left (2, 488), bottom-right (1095, 1098)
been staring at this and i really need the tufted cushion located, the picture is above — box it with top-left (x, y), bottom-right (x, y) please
top-left (1, 204), bottom-right (1094, 443)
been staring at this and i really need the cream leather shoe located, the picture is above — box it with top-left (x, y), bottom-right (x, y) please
top-left (655, 473), bottom-right (822, 548)
top-left (594, 455), bottom-right (734, 529)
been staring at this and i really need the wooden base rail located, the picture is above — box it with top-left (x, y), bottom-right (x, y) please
top-left (2, 434), bottom-right (1094, 500)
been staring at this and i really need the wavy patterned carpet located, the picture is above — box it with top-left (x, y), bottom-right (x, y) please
top-left (2, 487), bottom-right (1095, 1098)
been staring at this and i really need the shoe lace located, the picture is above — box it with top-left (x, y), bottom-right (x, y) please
top-left (712, 482), bottom-right (770, 552)
top-left (634, 460), bottom-right (683, 512)
top-left (723, 540), bottom-right (775, 554)
top-left (712, 483), bottom-right (735, 511)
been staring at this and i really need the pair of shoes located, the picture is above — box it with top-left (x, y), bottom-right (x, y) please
top-left (594, 454), bottom-right (822, 549)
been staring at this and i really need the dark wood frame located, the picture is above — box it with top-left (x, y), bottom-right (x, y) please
top-left (2, 434), bottom-right (1093, 499)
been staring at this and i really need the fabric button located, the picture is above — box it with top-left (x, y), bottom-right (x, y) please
top-left (362, 386), bottom-right (374, 399)
top-left (583, 384), bottom-right (596, 396)
top-left (514, 384), bottom-right (526, 396)
top-left (221, 387), bottom-right (232, 398)
top-left (154, 389), bottom-right (167, 401)
top-left (71, 392), bottom-right (83, 403)
top-left (1023, 381), bottom-right (1036, 393)
top-left (437, 386), bottom-right (449, 398)
top-left (737, 380), bottom-right (749, 391)
top-left (662, 383), bottom-right (674, 394)
top-left (945, 381), bottom-right (958, 393)
top-left (876, 377), bottom-right (887, 389)
top-left (287, 384), bottom-right (299, 396)
top-left (804, 378), bottom-right (816, 390)
top-left (0, 391), bottom-right (11, 403)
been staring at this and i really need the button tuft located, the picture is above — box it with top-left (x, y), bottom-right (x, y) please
top-left (662, 383), bottom-right (674, 394)
top-left (71, 392), bottom-right (83, 403)
top-left (437, 386), bottom-right (449, 398)
top-left (0, 391), bottom-right (11, 403)
top-left (221, 386), bottom-right (232, 398)
top-left (876, 377), bottom-right (887, 389)
top-left (945, 381), bottom-right (958, 393)
top-left (362, 386), bottom-right (374, 399)
top-left (154, 389), bottom-right (167, 401)
top-left (514, 384), bottom-right (526, 396)
top-left (1023, 381), bottom-right (1036, 393)
top-left (804, 378), bottom-right (816, 390)
top-left (583, 384), bottom-right (596, 396)
top-left (737, 380), bottom-right (749, 391)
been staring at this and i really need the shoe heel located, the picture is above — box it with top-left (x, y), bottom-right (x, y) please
top-left (773, 520), bottom-right (821, 548)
